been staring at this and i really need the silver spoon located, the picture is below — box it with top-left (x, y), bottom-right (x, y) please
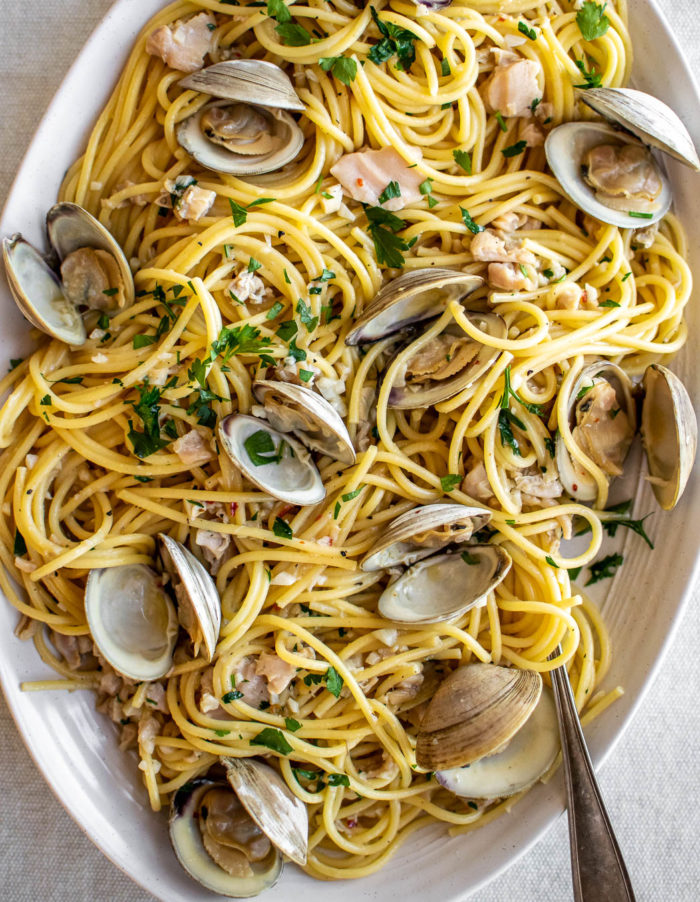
top-left (549, 650), bottom-right (636, 901)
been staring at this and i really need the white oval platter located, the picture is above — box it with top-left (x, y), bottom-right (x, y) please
top-left (0, 1), bottom-right (699, 900)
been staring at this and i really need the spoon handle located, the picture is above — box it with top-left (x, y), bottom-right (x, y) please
top-left (549, 659), bottom-right (636, 902)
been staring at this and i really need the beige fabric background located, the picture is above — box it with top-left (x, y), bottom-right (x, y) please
top-left (1, 1), bottom-right (699, 900)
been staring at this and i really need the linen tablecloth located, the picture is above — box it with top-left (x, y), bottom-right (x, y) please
top-left (1, 1), bottom-right (699, 899)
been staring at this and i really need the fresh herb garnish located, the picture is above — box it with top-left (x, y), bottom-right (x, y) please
top-left (576, 1), bottom-right (610, 41)
top-left (127, 382), bottom-right (172, 458)
top-left (440, 474), bottom-right (462, 492)
top-left (502, 140), bottom-right (528, 158)
top-left (365, 205), bottom-right (411, 268)
top-left (518, 21), bottom-right (537, 41)
top-left (319, 56), bottom-right (358, 85)
top-left (453, 149), bottom-right (473, 174)
top-left (328, 773), bottom-right (350, 787)
top-left (574, 58), bottom-right (603, 89)
top-left (250, 727), bottom-right (293, 755)
top-left (285, 717), bottom-right (302, 732)
top-left (495, 111), bottom-right (508, 132)
top-left (324, 666), bottom-right (343, 698)
top-left (460, 207), bottom-right (483, 234)
top-left (222, 689), bottom-right (244, 703)
top-left (599, 299), bottom-right (620, 307)
top-left (586, 552), bottom-right (623, 585)
top-left (368, 6), bottom-right (418, 73)
top-left (297, 298), bottom-right (319, 333)
top-left (628, 211), bottom-right (654, 220)
top-left (244, 430), bottom-right (287, 466)
top-left (500, 365), bottom-right (544, 415)
top-left (13, 530), bottom-right (27, 556)
top-left (378, 180), bottom-right (401, 204)
top-left (273, 516), bottom-right (293, 540)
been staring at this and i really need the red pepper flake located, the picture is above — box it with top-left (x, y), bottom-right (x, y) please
top-left (572, 483), bottom-right (578, 492)
top-left (230, 502), bottom-right (238, 517)
top-left (356, 178), bottom-right (364, 187)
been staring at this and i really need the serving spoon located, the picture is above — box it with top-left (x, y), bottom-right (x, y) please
top-left (549, 650), bottom-right (636, 901)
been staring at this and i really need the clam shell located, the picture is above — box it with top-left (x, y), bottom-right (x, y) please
top-left (252, 380), bottom-right (356, 466)
top-left (218, 414), bottom-right (325, 506)
top-left (387, 311), bottom-right (505, 409)
top-left (2, 234), bottom-right (86, 345)
top-left (545, 122), bottom-right (672, 228)
top-left (345, 269), bottom-right (484, 346)
top-left (223, 758), bottom-right (308, 866)
top-left (46, 202), bottom-right (135, 308)
top-left (556, 361), bottom-right (636, 503)
top-left (416, 663), bottom-right (542, 771)
top-left (169, 776), bottom-right (282, 898)
top-left (159, 534), bottom-right (221, 662)
top-left (361, 503), bottom-right (492, 571)
top-left (579, 87), bottom-right (700, 171)
top-left (641, 363), bottom-right (697, 510)
top-left (179, 60), bottom-right (305, 111)
top-left (377, 545), bottom-right (511, 625)
top-left (177, 101), bottom-right (304, 177)
top-left (435, 687), bottom-right (558, 799)
top-left (84, 564), bottom-right (178, 682)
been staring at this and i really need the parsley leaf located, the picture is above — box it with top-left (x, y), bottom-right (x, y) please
top-left (297, 298), bottom-right (319, 333)
top-left (273, 517), bottom-right (293, 540)
top-left (319, 56), bottom-right (357, 85)
top-left (325, 666), bottom-right (343, 698)
top-left (518, 21), bottom-right (537, 41)
top-left (502, 140), bottom-right (528, 158)
top-left (498, 409), bottom-right (525, 456)
top-left (604, 514), bottom-right (654, 549)
top-left (365, 205), bottom-right (410, 268)
top-left (440, 473), bottom-right (462, 492)
top-left (576, 1), bottom-right (610, 41)
top-left (250, 727), bottom-right (293, 755)
top-left (285, 717), bottom-right (302, 732)
top-left (368, 7), bottom-right (418, 73)
top-left (500, 365), bottom-right (544, 415)
top-left (127, 383), bottom-right (171, 458)
top-left (328, 773), bottom-right (350, 787)
top-left (460, 207), bottom-right (483, 235)
top-left (378, 180), bottom-right (401, 204)
top-left (222, 690), bottom-right (244, 703)
top-left (275, 22), bottom-right (313, 46)
top-left (453, 149), bottom-right (473, 174)
top-left (574, 58), bottom-right (603, 89)
top-left (228, 198), bottom-right (248, 227)
top-left (13, 530), bottom-right (27, 557)
top-left (585, 552), bottom-right (623, 586)
top-left (244, 429), bottom-right (287, 466)
top-left (211, 324), bottom-right (273, 364)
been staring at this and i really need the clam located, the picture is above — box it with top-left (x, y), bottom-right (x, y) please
top-left (378, 546), bottom-right (511, 624)
top-left (557, 360), bottom-right (697, 510)
top-left (2, 202), bottom-right (134, 345)
top-left (85, 564), bottom-right (179, 682)
top-left (360, 503), bottom-right (509, 624)
top-left (361, 503), bottom-right (492, 571)
top-left (556, 362), bottom-right (637, 504)
top-left (345, 269), bottom-right (504, 409)
top-left (416, 664), bottom-right (557, 799)
top-left (640, 363), bottom-right (697, 510)
top-left (169, 758), bottom-right (307, 897)
top-left (252, 380), bottom-right (356, 466)
top-left (85, 537), bottom-right (222, 680)
top-left (545, 88), bottom-right (700, 227)
top-left (218, 414), bottom-right (326, 507)
top-left (159, 533), bottom-right (221, 662)
top-left (177, 61), bottom-right (305, 176)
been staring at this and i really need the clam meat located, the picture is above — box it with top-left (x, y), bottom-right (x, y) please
top-left (177, 61), bottom-right (305, 176)
top-left (2, 202), bottom-right (134, 346)
top-left (416, 663), bottom-right (558, 799)
top-left (169, 758), bottom-right (307, 897)
top-left (346, 268), bottom-right (504, 409)
top-left (545, 87), bottom-right (700, 227)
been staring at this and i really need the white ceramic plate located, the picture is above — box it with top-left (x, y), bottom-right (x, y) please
top-left (1, 2), bottom-right (699, 900)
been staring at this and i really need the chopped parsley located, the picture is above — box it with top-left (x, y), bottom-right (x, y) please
top-left (324, 666), bottom-right (343, 698)
top-left (499, 365), bottom-right (544, 415)
top-left (574, 58), bottom-right (603, 89)
top-left (250, 727), bottom-right (293, 755)
top-left (585, 552), bottom-right (623, 585)
top-left (273, 516), bottom-right (293, 540)
top-left (599, 299), bottom-right (620, 307)
top-left (13, 530), bottom-right (27, 557)
top-left (319, 56), bottom-right (358, 86)
top-left (266, 301), bottom-right (284, 320)
top-left (328, 773), bottom-right (350, 787)
top-left (495, 111), bottom-right (508, 132)
top-left (453, 149), bottom-right (473, 174)
top-left (441, 57), bottom-right (451, 76)
top-left (518, 21), bottom-right (537, 41)
top-left (228, 198), bottom-right (248, 227)
top-left (498, 409), bottom-right (525, 456)
top-left (244, 430), bottom-right (288, 466)
top-left (502, 140), bottom-right (528, 158)
top-left (267, 0), bottom-right (312, 46)
top-left (378, 180), bottom-right (401, 204)
top-left (222, 689), bottom-right (243, 703)
top-left (628, 211), bottom-right (654, 220)
top-left (127, 382), bottom-right (172, 458)
top-left (440, 473), bottom-right (462, 492)
top-left (364, 205), bottom-right (411, 268)
top-left (285, 717), bottom-right (302, 732)
top-left (297, 297), bottom-right (319, 333)
top-left (576, 1), bottom-right (610, 42)
top-left (368, 6), bottom-right (418, 73)
top-left (419, 178), bottom-right (438, 208)
top-left (460, 207), bottom-right (483, 235)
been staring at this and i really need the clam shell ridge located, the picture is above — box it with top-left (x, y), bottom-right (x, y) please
top-left (416, 663), bottom-right (542, 771)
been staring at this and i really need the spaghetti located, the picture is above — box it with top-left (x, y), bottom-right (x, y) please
top-left (0, 0), bottom-right (689, 882)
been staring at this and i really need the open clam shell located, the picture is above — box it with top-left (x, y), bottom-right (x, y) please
top-left (556, 361), bottom-right (636, 503)
top-left (177, 60), bottom-right (305, 177)
top-left (223, 758), bottom-right (308, 867)
top-left (435, 687), bottom-right (558, 799)
top-left (545, 122), bottom-right (673, 228)
top-left (159, 534), bottom-right (221, 662)
top-left (218, 414), bottom-right (325, 507)
top-left (387, 310), bottom-right (506, 409)
top-left (345, 269), bottom-right (484, 346)
top-left (179, 60), bottom-right (305, 112)
top-left (84, 564), bottom-right (178, 682)
top-left (416, 663), bottom-right (542, 771)
top-left (169, 775), bottom-right (283, 898)
top-left (252, 380), bottom-right (356, 466)
top-left (361, 503), bottom-right (492, 571)
top-left (377, 545), bottom-right (511, 625)
top-left (579, 87), bottom-right (700, 171)
top-left (2, 234), bottom-right (87, 345)
top-left (641, 363), bottom-right (697, 510)
top-left (47, 202), bottom-right (135, 311)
